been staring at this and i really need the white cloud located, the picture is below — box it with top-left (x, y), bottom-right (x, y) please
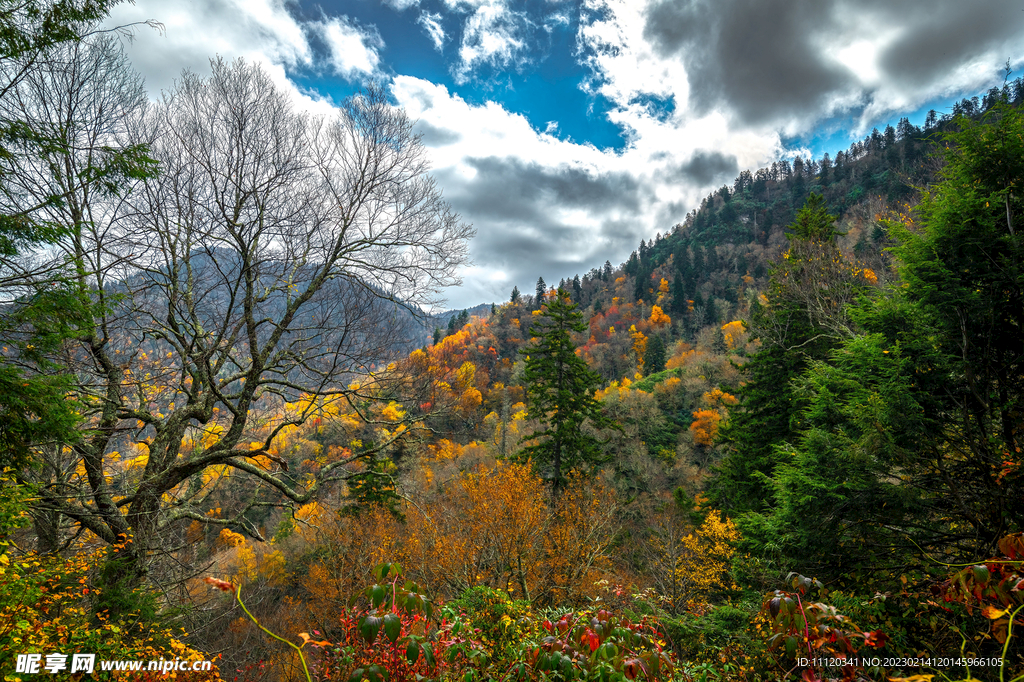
top-left (383, 0), bottom-right (421, 10)
top-left (391, 76), bottom-right (779, 307)
top-left (312, 16), bottom-right (384, 80)
top-left (418, 12), bottom-right (446, 51)
top-left (106, 0), bottom-right (312, 96)
top-left (450, 0), bottom-right (534, 83)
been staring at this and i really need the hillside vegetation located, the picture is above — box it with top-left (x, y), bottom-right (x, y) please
top-left (2, 4), bottom-right (1023, 680)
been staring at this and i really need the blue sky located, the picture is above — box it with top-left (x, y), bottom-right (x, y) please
top-left (107, 0), bottom-right (1024, 309)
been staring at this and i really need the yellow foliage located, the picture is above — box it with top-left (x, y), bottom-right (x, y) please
top-left (648, 305), bottom-right (671, 327)
top-left (720, 320), bottom-right (746, 349)
top-left (201, 423), bottom-right (224, 450)
top-left (218, 528), bottom-right (246, 548)
top-left (654, 376), bottom-right (682, 403)
top-left (702, 387), bottom-right (738, 407)
top-left (381, 401), bottom-right (405, 421)
top-left (630, 325), bottom-right (647, 367)
top-left (675, 511), bottom-right (740, 608)
top-left (456, 361), bottom-right (477, 391)
top-left (658, 278), bottom-right (670, 293)
top-left (428, 439), bottom-right (464, 461)
top-left (460, 387), bottom-right (483, 414)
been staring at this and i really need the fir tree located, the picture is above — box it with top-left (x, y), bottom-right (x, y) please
top-left (518, 290), bottom-right (615, 497)
top-left (645, 335), bottom-right (666, 375)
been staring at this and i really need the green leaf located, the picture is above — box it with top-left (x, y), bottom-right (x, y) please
top-left (383, 612), bottom-right (401, 643)
top-left (406, 640), bottom-right (421, 665)
top-left (370, 584), bottom-right (386, 609)
top-left (359, 615), bottom-right (383, 643)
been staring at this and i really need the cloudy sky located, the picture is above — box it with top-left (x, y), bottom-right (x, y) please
top-left (106, 0), bottom-right (1024, 309)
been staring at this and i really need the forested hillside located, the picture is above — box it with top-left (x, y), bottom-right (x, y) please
top-left (1, 2), bottom-right (1023, 680)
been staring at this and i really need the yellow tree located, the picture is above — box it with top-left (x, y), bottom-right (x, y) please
top-left (643, 495), bottom-right (739, 613)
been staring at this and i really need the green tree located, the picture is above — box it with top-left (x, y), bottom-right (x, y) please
top-left (644, 334), bottom-right (666, 375)
top-left (712, 194), bottom-right (847, 515)
top-left (518, 289), bottom-right (615, 497)
top-left (0, 3), bottom-right (154, 468)
top-left (733, 109), bottom-right (1024, 573)
top-left (886, 103), bottom-right (1024, 549)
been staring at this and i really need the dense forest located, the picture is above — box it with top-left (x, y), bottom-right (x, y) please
top-left (1, 2), bottom-right (1023, 681)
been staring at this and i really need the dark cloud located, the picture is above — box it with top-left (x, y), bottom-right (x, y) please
top-left (674, 150), bottom-right (738, 185)
top-left (642, 0), bottom-right (1024, 128)
top-left (414, 120), bottom-right (462, 146)
top-left (644, 0), bottom-right (850, 125)
top-left (455, 156), bottom-right (642, 221)
top-left (433, 156), bottom-right (650, 303)
top-left (875, 0), bottom-right (1024, 87)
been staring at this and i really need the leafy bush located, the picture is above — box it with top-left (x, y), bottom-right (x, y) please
top-left (449, 586), bottom-right (534, 660)
top-left (0, 479), bottom-right (220, 681)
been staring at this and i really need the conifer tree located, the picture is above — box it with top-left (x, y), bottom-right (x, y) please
top-left (518, 290), bottom-right (615, 497)
top-left (712, 194), bottom-right (844, 514)
top-left (645, 335), bottom-right (666, 375)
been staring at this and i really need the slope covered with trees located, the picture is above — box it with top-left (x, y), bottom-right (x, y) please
top-left (1, 3), bottom-right (1023, 678)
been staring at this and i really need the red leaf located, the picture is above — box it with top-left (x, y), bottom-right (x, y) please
top-left (864, 630), bottom-right (889, 648)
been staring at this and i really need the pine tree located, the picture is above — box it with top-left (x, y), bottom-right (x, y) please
top-left (518, 290), bottom-right (615, 497)
top-left (670, 273), bottom-right (687, 315)
top-left (535, 276), bottom-right (546, 304)
top-left (645, 335), bottom-right (666, 375)
top-left (510, 285), bottom-right (521, 304)
top-left (711, 194), bottom-right (846, 514)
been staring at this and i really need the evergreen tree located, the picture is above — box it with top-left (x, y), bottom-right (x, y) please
top-left (633, 269), bottom-right (648, 302)
top-left (0, 2), bottom-right (156, 466)
top-left (644, 335), bottom-right (666, 375)
top-left (510, 285), bottom-right (521, 304)
top-left (711, 194), bottom-right (846, 515)
top-left (535, 276), bottom-right (546, 304)
top-left (670, 272), bottom-right (687, 314)
top-left (518, 290), bottom-right (615, 497)
top-left (884, 103), bottom-right (1024, 548)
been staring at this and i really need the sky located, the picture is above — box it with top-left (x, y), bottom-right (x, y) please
top-left (105, 0), bottom-right (1024, 310)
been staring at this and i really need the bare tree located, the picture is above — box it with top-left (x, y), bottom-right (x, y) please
top-left (19, 55), bottom-right (472, 606)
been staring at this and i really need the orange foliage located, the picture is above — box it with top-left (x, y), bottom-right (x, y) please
top-left (690, 409), bottom-right (721, 447)
top-left (702, 387), bottom-right (738, 407)
top-left (410, 460), bottom-right (548, 599)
